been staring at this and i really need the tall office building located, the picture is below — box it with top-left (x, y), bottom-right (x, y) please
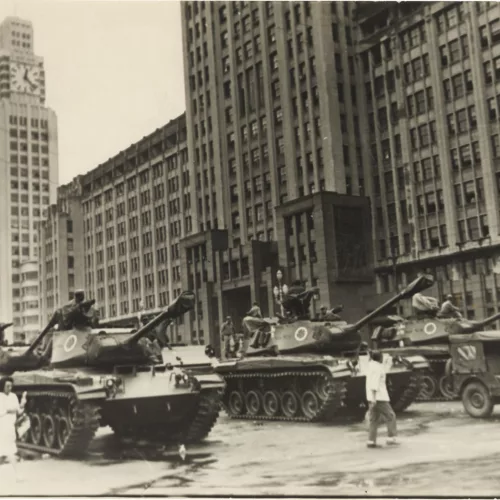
top-left (38, 177), bottom-right (85, 327)
top-left (181, 1), bottom-right (500, 332)
top-left (357, 1), bottom-right (500, 320)
top-left (0, 17), bottom-right (58, 342)
top-left (79, 114), bottom-right (194, 343)
top-left (180, 0), bottom-right (376, 351)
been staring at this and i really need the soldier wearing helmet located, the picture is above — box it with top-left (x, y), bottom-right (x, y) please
top-left (438, 294), bottom-right (463, 319)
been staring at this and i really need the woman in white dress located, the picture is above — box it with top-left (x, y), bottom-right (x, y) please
top-left (0, 376), bottom-right (26, 481)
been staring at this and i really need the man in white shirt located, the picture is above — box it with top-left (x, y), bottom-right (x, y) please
top-left (365, 350), bottom-right (398, 448)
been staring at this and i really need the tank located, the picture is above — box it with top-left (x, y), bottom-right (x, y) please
top-left (371, 307), bottom-right (500, 401)
top-left (213, 276), bottom-right (432, 423)
top-left (0, 291), bottom-right (224, 457)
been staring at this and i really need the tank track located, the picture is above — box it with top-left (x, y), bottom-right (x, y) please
top-left (16, 390), bottom-right (100, 458)
top-left (182, 388), bottom-right (223, 443)
top-left (389, 371), bottom-right (423, 413)
top-left (416, 358), bottom-right (456, 402)
top-left (221, 370), bottom-right (348, 423)
top-left (111, 389), bottom-right (222, 446)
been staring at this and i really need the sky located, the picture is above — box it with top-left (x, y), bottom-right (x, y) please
top-left (1, 0), bottom-right (186, 185)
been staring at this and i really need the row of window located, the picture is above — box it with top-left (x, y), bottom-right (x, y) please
top-left (9, 115), bottom-right (49, 128)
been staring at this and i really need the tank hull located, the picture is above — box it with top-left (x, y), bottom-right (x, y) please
top-left (11, 365), bottom-right (224, 457)
top-left (215, 353), bottom-right (428, 423)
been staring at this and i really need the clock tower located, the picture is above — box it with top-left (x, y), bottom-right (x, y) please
top-left (0, 16), bottom-right (58, 343)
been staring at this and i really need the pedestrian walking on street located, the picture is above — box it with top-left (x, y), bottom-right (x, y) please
top-left (365, 350), bottom-right (398, 448)
top-left (0, 376), bottom-right (27, 481)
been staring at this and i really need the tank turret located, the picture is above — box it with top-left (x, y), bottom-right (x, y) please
top-left (371, 307), bottom-right (500, 347)
top-left (245, 273), bottom-right (434, 357)
top-left (0, 291), bottom-right (196, 373)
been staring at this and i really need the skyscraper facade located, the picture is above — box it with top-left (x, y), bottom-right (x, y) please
top-left (38, 177), bottom-right (85, 328)
top-left (79, 114), bottom-right (194, 344)
top-left (357, 1), bottom-right (500, 320)
top-left (180, 1), bottom-right (500, 330)
top-left (0, 17), bottom-right (58, 342)
top-left (179, 1), bottom-right (377, 351)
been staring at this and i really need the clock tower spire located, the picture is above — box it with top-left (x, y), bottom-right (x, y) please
top-left (0, 16), bottom-right (58, 344)
top-left (0, 16), bottom-right (46, 104)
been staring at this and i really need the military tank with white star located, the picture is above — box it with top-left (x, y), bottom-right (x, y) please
top-left (213, 276), bottom-right (432, 423)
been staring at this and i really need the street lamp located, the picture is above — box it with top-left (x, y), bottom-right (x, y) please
top-left (138, 299), bottom-right (144, 327)
top-left (389, 251), bottom-right (399, 291)
top-left (273, 270), bottom-right (289, 316)
top-left (389, 249), bottom-right (400, 314)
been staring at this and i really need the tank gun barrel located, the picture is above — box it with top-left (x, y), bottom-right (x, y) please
top-left (474, 310), bottom-right (500, 329)
top-left (0, 322), bottom-right (13, 332)
top-left (125, 291), bottom-right (195, 345)
top-left (346, 274), bottom-right (435, 333)
top-left (24, 299), bottom-right (96, 356)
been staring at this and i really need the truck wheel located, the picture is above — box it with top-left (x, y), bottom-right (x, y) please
top-left (462, 381), bottom-right (494, 418)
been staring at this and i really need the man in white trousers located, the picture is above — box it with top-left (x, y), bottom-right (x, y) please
top-left (366, 350), bottom-right (399, 448)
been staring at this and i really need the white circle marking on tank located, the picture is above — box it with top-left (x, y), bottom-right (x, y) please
top-left (294, 327), bottom-right (308, 342)
top-left (64, 334), bottom-right (78, 353)
top-left (424, 322), bottom-right (437, 336)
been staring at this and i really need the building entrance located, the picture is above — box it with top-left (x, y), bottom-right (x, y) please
top-left (223, 286), bottom-right (252, 333)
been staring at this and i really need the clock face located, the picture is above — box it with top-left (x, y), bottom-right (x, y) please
top-left (10, 63), bottom-right (42, 95)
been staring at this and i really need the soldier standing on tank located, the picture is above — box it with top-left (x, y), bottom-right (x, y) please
top-left (366, 350), bottom-right (398, 448)
top-left (221, 316), bottom-right (236, 359)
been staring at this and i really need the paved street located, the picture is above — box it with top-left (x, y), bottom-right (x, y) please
top-left (2, 401), bottom-right (500, 496)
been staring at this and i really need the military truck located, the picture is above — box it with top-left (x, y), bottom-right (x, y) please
top-left (371, 310), bottom-right (500, 401)
top-left (448, 331), bottom-right (500, 418)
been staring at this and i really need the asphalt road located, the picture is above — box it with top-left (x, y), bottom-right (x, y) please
top-left (2, 401), bottom-right (500, 496)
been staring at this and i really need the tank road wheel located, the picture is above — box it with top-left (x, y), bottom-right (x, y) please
top-left (281, 391), bottom-right (299, 419)
top-left (227, 391), bottom-right (245, 416)
top-left (418, 374), bottom-right (437, 400)
top-left (262, 391), bottom-right (280, 418)
top-left (42, 414), bottom-right (57, 449)
top-left (462, 381), bottom-right (494, 418)
top-left (245, 391), bottom-right (261, 417)
top-left (315, 376), bottom-right (333, 401)
top-left (439, 375), bottom-right (455, 400)
top-left (29, 412), bottom-right (43, 446)
top-left (300, 391), bottom-right (320, 421)
top-left (55, 407), bottom-right (71, 450)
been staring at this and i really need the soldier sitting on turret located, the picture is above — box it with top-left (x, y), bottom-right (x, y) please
top-left (281, 282), bottom-right (317, 319)
top-left (246, 302), bottom-right (263, 319)
top-left (412, 292), bottom-right (439, 318)
top-left (59, 290), bottom-right (100, 330)
top-left (319, 305), bottom-right (343, 321)
top-left (437, 294), bottom-right (463, 319)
